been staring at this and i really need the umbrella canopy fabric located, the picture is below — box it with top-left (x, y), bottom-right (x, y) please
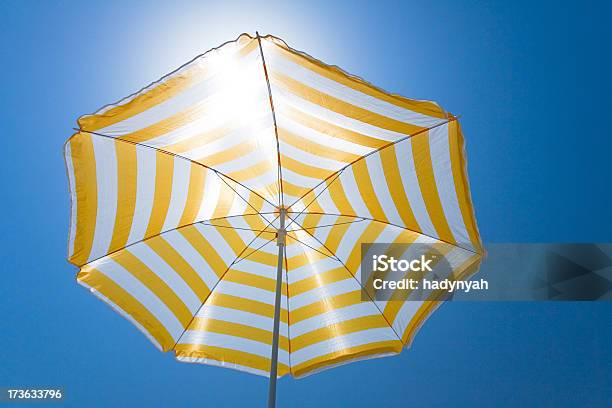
top-left (64, 33), bottom-right (483, 379)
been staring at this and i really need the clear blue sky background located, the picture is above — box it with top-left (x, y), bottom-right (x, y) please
top-left (1, 1), bottom-right (610, 407)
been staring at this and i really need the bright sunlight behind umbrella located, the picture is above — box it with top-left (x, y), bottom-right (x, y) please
top-left (64, 33), bottom-right (483, 407)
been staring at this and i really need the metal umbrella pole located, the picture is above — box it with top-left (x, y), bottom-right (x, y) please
top-left (268, 208), bottom-right (286, 408)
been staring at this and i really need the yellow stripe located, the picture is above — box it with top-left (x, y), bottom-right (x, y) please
top-left (207, 292), bottom-right (288, 323)
top-left (145, 151), bottom-right (174, 238)
top-left (224, 269), bottom-right (288, 296)
top-left (227, 159), bottom-right (275, 182)
top-left (197, 140), bottom-right (257, 167)
top-left (291, 189), bottom-right (326, 231)
top-left (271, 41), bottom-right (446, 120)
top-left (326, 177), bottom-right (356, 216)
top-left (292, 340), bottom-right (402, 378)
top-left (286, 249), bottom-right (330, 271)
top-left (242, 246), bottom-right (278, 267)
top-left (324, 221), bottom-right (351, 253)
top-left (212, 219), bottom-right (246, 255)
top-left (146, 235), bottom-right (210, 302)
top-left (290, 290), bottom-right (362, 324)
top-left (118, 98), bottom-right (219, 144)
top-left (282, 180), bottom-right (309, 199)
top-left (278, 128), bottom-right (359, 162)
top-left (284, 105), bottom-right (388, 149)
top-left (188, 318), bottom-right (289, 351)
top-left (280, 154), bottom-right (334, 180)
top-left (211, 184), bottom-right (236, 220)
top-left (291, 315), bottom-right (389, 352)
top-left (300, 212), bottom-right (323, 234)
top-left (411, 133), bottom-right (455, 244)
top-left (179, 225), bottom-right (228, 277)
top-left (163, 126), bottom-right (231, 154)
top-left (175, 344), bottom-right (289, 375)
top-left (272, 71), bottom-right (425, 136)
top-left (78, 268), bottom-right (175, 350)
top-left (448, 121), bottom-right (483, 252)
top-left (69, 133), bottom-right (97, 265)
top-left (351, 159), bottom-right (389, 223)
top-left (80, 38), bottom-right (258, 134)
top-left (344, 222), bottom-right (386, 272)
top-left (111, 250), bottom-right (193, 328)
top-left (289, 267), bottom-right (348, 296)
top-left (178, 164), bottom-right (207, 226)
top-left (109, 141), bottom-right (137, 253)
top-left (380, 146), bottom-right (420, 231)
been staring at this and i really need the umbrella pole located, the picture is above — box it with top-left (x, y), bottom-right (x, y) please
top-left (268, 208), bottom-right (286, 408)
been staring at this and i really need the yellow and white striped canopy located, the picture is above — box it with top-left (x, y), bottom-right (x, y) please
top-left (64, 33), bottom-right (483, 378)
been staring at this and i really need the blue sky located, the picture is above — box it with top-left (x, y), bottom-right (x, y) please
top-left (0, 0), bottom-right (610, 406)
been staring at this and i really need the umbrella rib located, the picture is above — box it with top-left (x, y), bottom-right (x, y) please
top-left (284, 213), bottom-right (404, 344)
top-left (285, 233), bottom-right (335, 258)
top-left (289, 217), bottom-right (367, 231)
top-left (200, 222), bottom-right (275, 233)
top-left (73, 129), bottom-right (279, 210)
top-left (172, 213), bottom-right (281, 350)
top-left (286, 117), bottom-right (456, 210)
top-left (78, 212), bottom-right (277, 268)
top-left (256, 32), bottom-right (285, 207)
top-left (284, 170), bottom-right (345, 231)
top-left (288, 211), bottom-right (480, 255)
top-left (232, 235), bottom-right (276, 266)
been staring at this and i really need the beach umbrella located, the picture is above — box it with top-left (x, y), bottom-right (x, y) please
top-left (64, 33), bottom-right (483, 407)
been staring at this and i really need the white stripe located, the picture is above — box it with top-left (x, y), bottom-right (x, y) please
top-left (290, 302), bottom-right (381, 337)
top-left (429, 125), bottom-right (471, 247)
top-left (193, 224), bottom-right (240, 263)
top-left (162, 157), bottom-right (191, 232)
top-left (163, 229), bottom-right (222, 290)
top-left (290, 278), bottom-right (357, 310)
top-left (196, 305), bottom-right (288, 334)
top-left (365, 154), bottom-right (403, 225)
top-left (65, 143), bottom-right (77, 258)
top-left (179, 331), bottom-right (290, 366)
top-left (341, 167), bottom-right (372, 218)
top-left (97, 49), bottom-right (262, 137)
top-left (273, 85), bottom-right (405, 142)
top-left (232, 260), bottom-right (284, 281)
top-left (179, 113), bottom-right (272, 160)
top-left (280, 167), bottom-right (324, 192)
top-left (128, 146), bottom-right (157, 243)
top-left (291, 327), bottom-right (398, 366)
top-left (89, 136), bottom-right (118, 261)
top-left (92, 257), bottom-right (183, 339)
top-left (176, 355), bottom-right (270, 377)
top-left (277, 112), bottom-right (372, 156)
top-left (195, 172), bottom-right (222, 222)
top-left (280, 141), bottom-right (345, 171)
top-left (215, 280), bottom-right (288, 306)
top-left (395, 138), bottom-right (437, 237)
top-left (78, 280), bottom-right (162, 351)
top-left (127, 244), bottom-right (201, 312)
top-left (267, 43), bottom-right (444, 128)
top-left (288, 256), bottom-right (342, 283)
top-left (334, 220), bottom-right (370, 261)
